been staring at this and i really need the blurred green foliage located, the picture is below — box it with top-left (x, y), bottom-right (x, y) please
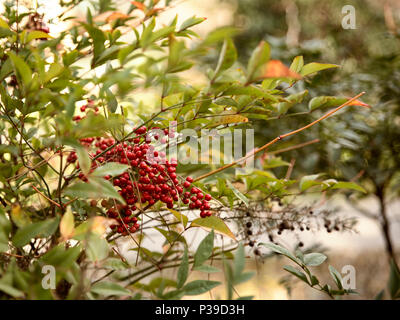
top-left (0, 0), bottom-right (374, 300)
top-left (224, 0), bottom-right (400, 288)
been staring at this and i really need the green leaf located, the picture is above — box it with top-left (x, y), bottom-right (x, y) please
top-left (140, 17), bottom-right (156, 48)
top-left (40, 244), bottom-right (81, 267)
top-left (233, 271), bottom-right (254, 285)
top-left (168, 208), bottom-right (188, 228)
top-left (0, 18), bottom-right (10, 29)
top-left (92, 163), bottom-right (128, 177)
top-left (65, 177), bottom-right (125, 204)
top-left (12, 217), bottom-right (59, 247)
top-left (0, 58), bottom-right (12, 81)
top-left (103, 258), bottom-right (129, 270)
top-left (86, 233), bottom-right (109, 262)
top-left (388, 259), bottom-right (400, 299)
top-left (76, 145), bottom-right (91, 175)
top-left (308, 96), bottom-right (340, 111)
top-left (0, 281), bottom-right (24, 298)
top-left (284, 265), bottom-right (309, 284)
top-left (214, 38), bottom-right (237, 76)
top-left (44, 63), bottom-right (63, 83)
top-left (300, 62), bottom-right (339, 77)
top-left (193, 264), bottom-right (221, 273)
top-left (299, 174), bottom-right (323, 191)
top-left (26, 30), bottom-right (52, 43)
top-left (309, 96), bottom-right (368, 112)
top-left (91, 281), bottom-right (130, 297)
top-left (263, 157), bottom-right (290, 169)
top-left (177, 247), bottom-right (189, 289)
top-left (95, 45), bottom-right (120, 66)
top-left (183, 280), bottom-right (221, 295)
top-left (226, 181), bottom-right (249, 207)
top-left (276, 90), bottom-right (308, 115)
top-left (60, 209), bottom-right (75, 240)
top-left (303, 253), bottom-right (327, 267)
top-left (151, 26), bottom-right (175, 42)
top-left (190, 216), bottom-right (236, 240)
top-left (289, 56), bottom-right (304, 73)
top-left (194, 230), bottom-right (214, 268)
top-left (259, 242), bottom-right (302, 265)
top-left (202, 26), bottom-right (239, 45)
top-left (178, 16), bottom-right (206, 32)
top-left (329, 265), bottom-right (343, 290)
top-left (83, 24), bottom-right (106, 65)
top-left (234, 243), bottom-right (245, 278)
top-left (0, 208), bottom-right (11, 252)
top-left (8, 52), bottom-right (32, 86)
top-left (310, 275), bottom-right (319, 286)
top-left (10, 205), bottom-right (31, 228)
top-left (247, 41), bottom-right (270, 82)
top-left (163, 289), bottom-right (185, 300)
top-left (155, 227), bottom-right (187, 245)
top-left (0, 27), bottom-right (14, 38)
top-left (64, 138), bottom-right (91, 175)
top-left (329, 181), bottom-right (366, 193)
top-left (105, 88), bottom-right (118, 113)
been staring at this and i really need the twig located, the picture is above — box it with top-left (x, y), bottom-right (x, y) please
top-left (32, 186), bottom-right (61, 208)
top-left (285, 158), bottom-right (296, 180)
top-left (194, 92), bottom-right (367, 182)
top-left (267, 139), bottom-right (320, 156)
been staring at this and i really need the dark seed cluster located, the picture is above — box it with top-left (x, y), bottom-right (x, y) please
top-left (220, 201), bottom-right (356, 249)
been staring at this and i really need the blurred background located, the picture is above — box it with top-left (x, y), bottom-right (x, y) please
top-left (2, 0), bottom-right (400, 299)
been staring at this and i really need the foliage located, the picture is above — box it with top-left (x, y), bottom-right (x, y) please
top-left (224, 0), bottom-right (400, 284)
top-left (260, 242), bottom-right (356, 299)
top-left (0, 0), bottom-right (367, 299)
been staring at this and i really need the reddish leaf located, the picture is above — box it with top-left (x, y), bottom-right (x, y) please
top-left (347, 99), bottom-right (371, 108)
top-left (106, 12), bottom-right (130, 23)
top-left (131, 1), bottom-right (146, 11)
top-left (262, 60), bottom-right (302, 80)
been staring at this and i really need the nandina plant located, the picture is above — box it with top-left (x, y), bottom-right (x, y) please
top-left (0, 0), bottom-right (370, 299)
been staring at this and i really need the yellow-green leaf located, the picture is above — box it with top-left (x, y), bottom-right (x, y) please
top-left (190, 216), bottom-right (236, 240)
top-left (26, 30), bottom-right (53, 43)
top-left (0, 18), bottom-right (9, 29)
top-left (8, 52), bottom-right (32, 86)
top-left (60, 209), bottom-right (75, 241)
top-left (300, 62), bottom-right (339, 77)
top-left (209, 114), bottom-right (248, 128)
top-left (168, 209), bottom-right (188, 228)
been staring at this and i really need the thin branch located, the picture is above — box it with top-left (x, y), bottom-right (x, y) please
top-left (194, 92), bottom-right (367, 182)
top-left (267, 138), bottom-right (320, 156)
top-left (32, 186), bottom-right (61, 208)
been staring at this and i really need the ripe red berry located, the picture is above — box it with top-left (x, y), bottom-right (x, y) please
top-left (135, 126), bottom-right (147, 135)
top-left (191, 187), bottom-right (199, 194)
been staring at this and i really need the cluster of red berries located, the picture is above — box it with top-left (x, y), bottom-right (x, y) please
top-left (72, 99), bottom-right (99, 122)
top-left (66, 121), bottom-right (213, 235)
